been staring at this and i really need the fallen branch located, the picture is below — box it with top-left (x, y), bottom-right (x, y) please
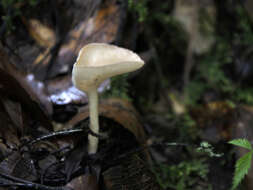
top-left (0, 172), bottom-right (70, 190)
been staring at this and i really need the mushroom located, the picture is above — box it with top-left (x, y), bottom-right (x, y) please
top-left (72, 43), bottom-right (144, 154)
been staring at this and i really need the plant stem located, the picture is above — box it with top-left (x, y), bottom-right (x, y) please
top-left (87, 88), bottom-right (99, 154)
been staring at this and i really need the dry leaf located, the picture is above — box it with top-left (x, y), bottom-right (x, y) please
top-left (66, 98), bottom-right (146, 144)
top-left (66, 175), bottom-right (99, 190)
top-left (54, 0), bottom-right (125, 72)
top-left (22, 17), bottom-right (56, 48)
top-left (0, 48), bottom-right (53, 130)
top-left (0, 151), bottom-right (37, 181)
top-left (190, 101), bottom-right (234, 142)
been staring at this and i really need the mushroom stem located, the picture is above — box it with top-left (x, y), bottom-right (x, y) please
top-left (87, 87), bottom-right (99, 154)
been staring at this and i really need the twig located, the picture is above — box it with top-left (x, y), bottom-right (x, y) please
top-left (23, 127), bottom-right (107, 147)
top-left (0, 172), bottom-right (69, 190)
top-left (24, 128), bottom-right (84, 146)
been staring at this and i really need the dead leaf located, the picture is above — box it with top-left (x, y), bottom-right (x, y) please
top-left (66, 174), bottom-right (99, 190)
top-left (1, 98), bottom-right (23, 133)
top-left (50, 0), bottom-right (125, 77)
top-left (0, 151), bottom-right (21, 175)
top-left (65, 0), bottom-right (123, 50)
top-left (66, 98), bottom-right (146, 144)
top-left (22, 17), bottom-right (56, 48)
top-left (0, 140), bottom-right (11, 161)
top-left (0, 48), bottom-right (53, 130)
top-left (0, 98), bottom-right (20, 150)
top-left (190, 101), bottom-right (234, 142)
top-left (0, 151), bottom-right (37, 181)
top-left (103, 155), bottom-right (160, 190)
top-left (65, 143), bottom-right (87, 182)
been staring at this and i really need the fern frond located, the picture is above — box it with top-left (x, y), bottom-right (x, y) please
top-left (231, 151), bottom-right (252, 190)
top-left (229, 139), bottom-right (252, 150)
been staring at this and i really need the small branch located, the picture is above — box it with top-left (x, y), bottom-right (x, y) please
top-left (0, 172), bottom-right (69, 190)
top-left (23, 127), bottom-right (107, 148)
top-left (23, 128), bottom-right (84, 146)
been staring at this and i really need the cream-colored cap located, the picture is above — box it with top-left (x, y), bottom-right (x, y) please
top-left (72, 43), bottom-right (144, 92)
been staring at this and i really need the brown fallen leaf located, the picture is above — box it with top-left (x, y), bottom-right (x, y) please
top-left (64, 0), bottom-right (123, 50)
top-left (1, 96), bottom-right (23, 133)
top-left (190, 101), bottom-right (234, 142)
top-left (0, 151), bottom-right (37, 182)
top-left (0, 151), bottom-right (21, 176)
top-left (22, 17), bottom-right (56, 48)
top-left (0, 139), bottom-right (11, 161)
top-left (0, 99), bottom-right (20, 152)
top-left (66, 175), bottom-right (99, 190)
top-left (66, 98), bottom-right (146, 144)
top-left (103, 154), bottom-right (160, 190)
top-left (52, 0), bottom-right (125, 76)
top-left (65, 98), bottom-right (160, 189)
top-left (0, 47), bottom-right (53, 130)
top-left (25, 0), bottom-right (125, 80)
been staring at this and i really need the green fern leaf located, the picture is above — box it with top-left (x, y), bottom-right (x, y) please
top-left (229, 139), bottom-right (252, 150)
top-left (231, 151), bottom-right (252, 190)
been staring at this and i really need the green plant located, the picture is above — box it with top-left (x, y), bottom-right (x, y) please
top-left (1, 0), bottom-right (38, 33)
top-left (128, 0), bottom-right (148, 22)
top-left (183, 4), bottom-right (253, 106)
top-left (1, 0), bottom-right (37, 8)
top-left (102, 74), bottom-right (131, 100)
top-left (235, 6), bottom-right (253, 45)
top-left (178, 113), bottom-right (198, 141)
top-left (235, 88), bottom-right (253, 105)
top-left (154, 159), bottom-right (210, 190)
top-left (229, 138), bottom-right (253, 190)
top-left (183, 36), bottom-right (233, 105)
top-left (197, 141), bottom-right (223, 158)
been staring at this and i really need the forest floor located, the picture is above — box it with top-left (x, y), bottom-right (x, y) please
top-left (1, 0), bottom-right (253, 190)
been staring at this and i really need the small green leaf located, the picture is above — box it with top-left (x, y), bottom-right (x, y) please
top-left (229, 139), bottom-right (252, 150)
top-left (231, 151), bottom-right (252, 190)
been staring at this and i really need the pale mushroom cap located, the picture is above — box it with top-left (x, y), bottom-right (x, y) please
top-left (72, 43), bottom-right (145, 92)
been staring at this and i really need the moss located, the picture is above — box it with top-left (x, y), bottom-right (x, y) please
top-left (184, 4), bottom-right (253, 106)
top-left (0, 0), bottom-right (38, 33)
top-left (102, 74), bottom-right (131, 100)
top-left (128, 0), bottom-right (148, 22)
top-left (153, 159), bottom-right (210, 190)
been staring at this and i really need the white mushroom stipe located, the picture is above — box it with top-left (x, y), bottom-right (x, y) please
top-left (72, 43), bottom-right (145, 154)
top-left (87, 87), bottom-right (99, 154)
